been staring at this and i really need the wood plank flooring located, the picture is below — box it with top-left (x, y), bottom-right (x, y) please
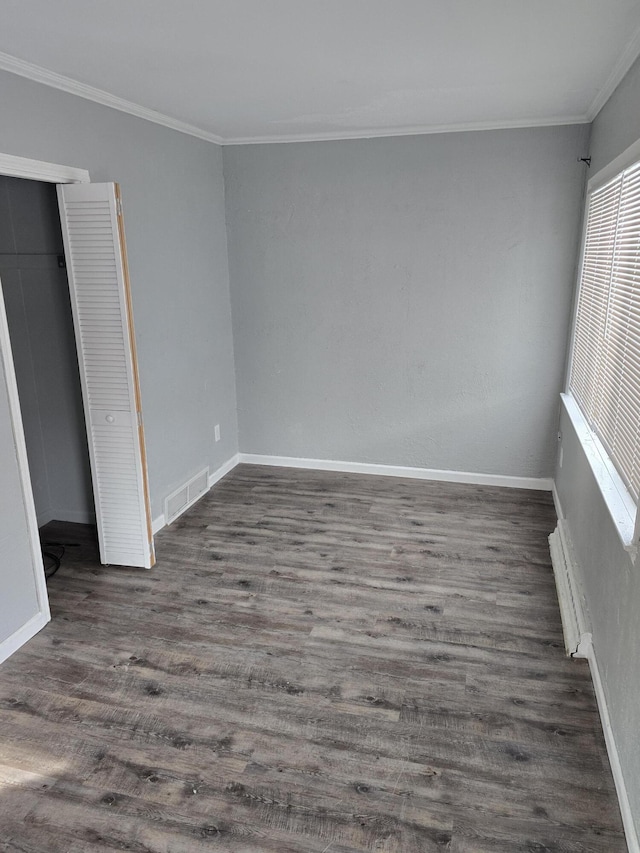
top-left (0, 464), bottom-right (627, 852)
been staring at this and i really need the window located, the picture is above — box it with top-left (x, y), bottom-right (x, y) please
top-left (568, 155), bottom-right (640, 525)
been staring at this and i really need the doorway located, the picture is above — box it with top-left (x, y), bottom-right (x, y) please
top-left (0, 152), bottom-right (156, 663)
top-left (0, 175), bottom-right (99, 576)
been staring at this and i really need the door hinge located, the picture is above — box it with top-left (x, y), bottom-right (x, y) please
top-left (137, 411), bottom-right (143, 427)
top-left (116, 197), bottom-right (123, 216)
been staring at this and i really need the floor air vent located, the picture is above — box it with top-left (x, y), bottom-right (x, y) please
top-left (164, 468), bottom-right (210, 525)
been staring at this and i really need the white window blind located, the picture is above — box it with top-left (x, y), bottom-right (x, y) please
top-left (569, 160), bottom-right (640, 502)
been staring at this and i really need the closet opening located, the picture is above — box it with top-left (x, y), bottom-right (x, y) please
top-left (0, 175), bottom-right (99, 578)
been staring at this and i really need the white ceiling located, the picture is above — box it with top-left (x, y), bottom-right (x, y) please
top-left (1, 0), bottom-right (640, 144)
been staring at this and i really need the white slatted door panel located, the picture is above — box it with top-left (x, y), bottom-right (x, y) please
top-left (57, 183), bottom-right (154, 568)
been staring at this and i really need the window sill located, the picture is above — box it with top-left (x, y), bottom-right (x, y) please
top-left (560, 393), bottom-right (638, 553)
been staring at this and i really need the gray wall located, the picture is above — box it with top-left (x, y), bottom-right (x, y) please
top-left (590, 53), bottom-right (640, 173)
top-left (224, 126), bottom-right (588, 478)
top-left (0, 70), bottom-right (239, 521)
top-left (556, 407), bottom-right (640, 839)
top-left (556, 53), bottom-right (640, 844)
top-left (0, 175), bottom-right (93, 526)
top-left (0, 350), bottom-right (40, 644)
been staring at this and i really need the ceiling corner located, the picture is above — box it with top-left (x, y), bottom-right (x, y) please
top-left (585, 24), bottom-right (640, 121)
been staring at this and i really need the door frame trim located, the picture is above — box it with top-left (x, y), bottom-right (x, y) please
top-left (0, 151), bottom-right (90, 662)
top-left (0, 152), bottom-right (89, 184)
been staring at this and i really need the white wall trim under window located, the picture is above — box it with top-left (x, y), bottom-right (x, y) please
top-left (561, 394), bottom-right (638, 552)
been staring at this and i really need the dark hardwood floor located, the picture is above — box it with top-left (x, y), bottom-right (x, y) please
top-left (0, 464), bottom-right (627, 852)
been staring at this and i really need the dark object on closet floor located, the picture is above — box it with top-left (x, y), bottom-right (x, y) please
top-left (41, 543), bottom-right (65, 578)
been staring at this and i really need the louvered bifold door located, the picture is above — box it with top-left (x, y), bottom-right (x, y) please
top-left (57, 183), bottom-right (155, 568)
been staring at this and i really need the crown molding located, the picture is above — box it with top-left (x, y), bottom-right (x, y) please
top-left (222, 114), bottom-right (589, 146)
top-left (586, 24), bottom-right (640, 120)
top-left (0, 49), bottom-right (598, 148)
top-left (0, 50), bottom-right (224, 145)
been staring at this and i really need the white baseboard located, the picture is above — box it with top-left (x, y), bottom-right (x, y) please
top-left (238, 453), bottom-right (553, 491)
top-left (151, 513), bottom-right (166, 535)
top-left (549, 514), bottom-right (639, 853)
top-left (208, 453), bottom-right (240, 489)
top-left (586, 639), bottom-right (640, 853)
top-left (0, 610), bottom-right (50, 666)
top-left (152, 453), bottom-right (240, 535)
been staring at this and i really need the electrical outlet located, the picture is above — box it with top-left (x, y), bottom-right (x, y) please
top-left (214, 424), bottom-right (221, 442)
